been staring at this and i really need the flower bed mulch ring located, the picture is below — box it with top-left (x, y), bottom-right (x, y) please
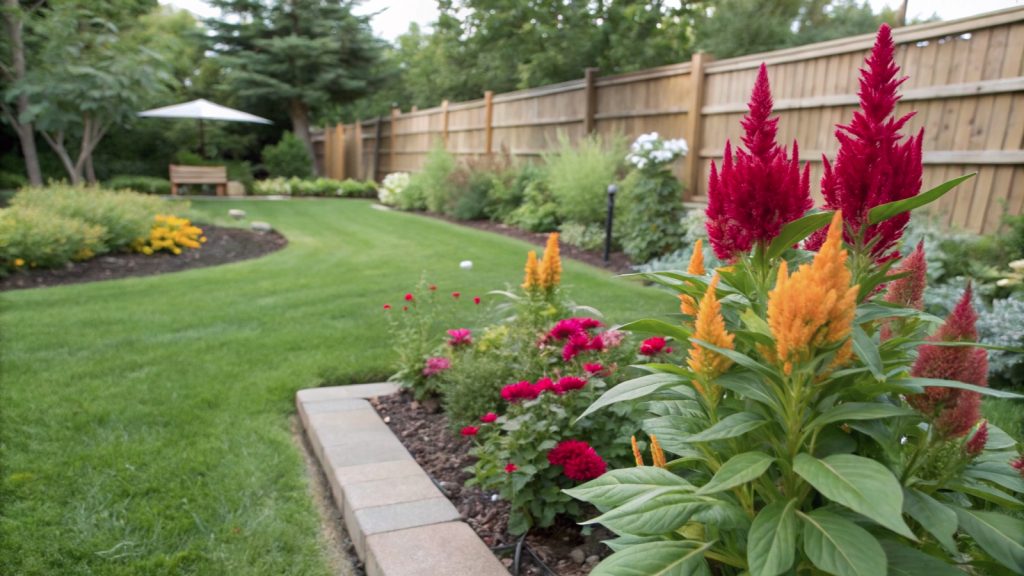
top-left (0, 224), bottom-right (287, 291)
top-left (371, 389), bottom-right (612, 576)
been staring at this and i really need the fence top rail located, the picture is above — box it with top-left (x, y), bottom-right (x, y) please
top-left (491, 78), bottom-right (587, 103)
top-left (447, 97), bottom-right (488, 112)
top-left (705, 5), bottom-right (1024, 74)
top-left (391, 105), bottom-right (446, 119)
top-left (595, 61), bottom-right (693, 87)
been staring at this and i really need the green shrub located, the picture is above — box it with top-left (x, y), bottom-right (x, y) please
top-left (106, 175), bottom-right (172, 195)
top-left (507, 177), bottom-right (560, 232)
top-left (337, 179), bottom-right (377, 198)
top-left (11, 185), bottom-right (171, 253)
top-left (543, 133), bottom-right (626, 225)
top-left (396, 180), bottom-right (428, 211)
top-left (262, 133), bottom-right (313, 179)
top-left (379, 172), bottom-right (410, 206)
top-left (0, 205), bottom-right (104, 273)
top-left (559, 221), bottom-right (606, 252)
top-left (412, 146), bottom-right (456, 213)
top-left (0, 170), bottom-right (27, 191)
top-left (617, 167), bottom-right (686, 263)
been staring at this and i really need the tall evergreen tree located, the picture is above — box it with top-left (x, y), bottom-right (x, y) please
top-left (206, 0), bottom-right (385, 171)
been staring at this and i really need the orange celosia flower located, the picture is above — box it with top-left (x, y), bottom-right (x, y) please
top-left (767, 211), bottom-right (858, 375)
top-left (687, 274), bottom-right (735, 399)
top-left (631, 435), bottom-right (644, 466)
top-left (650, 434), bottom-right (667, 468)
top-left (679, 239), bottom-right (706, 317)
top-left (538, 232), bottom-right (562, 289)
top-left (522, 250), bottom-right (540, 290)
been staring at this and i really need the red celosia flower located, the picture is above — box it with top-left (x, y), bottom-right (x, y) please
top-left (480, 412), bottom-right (498, 423)
top-left (640, 337), bottom-right (668, 356)
top-left (461, 426), bottom-right (479, 436)
top-left (452, 291), bottom-right (460, 299)
top-left (533, 377), bottom-right (555, 395)
top-left (505, 463), bottom-right (518, 473)
top-left (885, 242), bottom-right (927, 310)
top-left (1012, 455), bottom-right (1024, 479)
top-left (473, 296), bottom-right (481, 305)
top-left (422, 357), bottom-right (451, 377)
top-left (907, 286), bottom-right (987, 438)
top-left (583, 363), bottom-right (605, 375)
top-left (447, 328), bottom-right (472, 347)
top-left (547, 440), bottom-right (607, 482)
top-left (501, 380), bottom-right (540, 402)
top-left (404, 293), bottom-right (414, 301)
top-left (964, 421), bottom-right (988, 457)
top-left (549, 319), bottom-right (584, 341)
top-left (806, 24), bottom-right (923, 262)
top-left (383, 304), bottom-right (391, 310)
top-left (554, 376), bottom-right (587, 394)
top-left (706, 63), bottom-right (812, 260)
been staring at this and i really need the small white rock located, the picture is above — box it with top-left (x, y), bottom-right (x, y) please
top-left (251, 221), bottom-right (273, 233)
top-left (460, 260), bottom-right (473, 270)
top-left (228, 209), bottom-right (247, 220)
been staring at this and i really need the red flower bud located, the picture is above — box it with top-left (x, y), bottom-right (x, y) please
top-left (404, 293), bottom-right (414, 301)
top-left (460, 426), bottom-right (479, 437)
top-left (473, 296), bottom-right (481, 305)
top-left (505, 463), bottom-right (518, 473)
top-left (452, 291), bottom-right (460, 299)
top-left (480, 412), bottom-right (498, 423)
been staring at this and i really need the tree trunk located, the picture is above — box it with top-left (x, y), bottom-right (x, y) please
top-left (2, 0), bottom-right (43, 185)
top-left (289, 98), bottom-right (320, 175)
top-left (40, 130), bottom-right (83, 185)
top-left (85, 154), bottom-right (97, 184)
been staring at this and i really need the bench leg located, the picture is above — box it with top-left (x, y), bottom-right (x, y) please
top-left (171, 183), bottom-right (178, 196)
top-left (216, 184), bottom-right (226, 197)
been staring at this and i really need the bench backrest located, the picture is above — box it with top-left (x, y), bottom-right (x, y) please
top-left (170, 164), bottom-right (228, 184)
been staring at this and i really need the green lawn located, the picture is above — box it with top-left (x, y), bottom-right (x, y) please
top-left (0, 199), bottom-right (675, 575)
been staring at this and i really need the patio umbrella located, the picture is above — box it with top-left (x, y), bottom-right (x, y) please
top-left (137, 98), bottom-right (273, 157)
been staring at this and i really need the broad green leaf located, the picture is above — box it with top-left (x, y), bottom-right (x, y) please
top-left (682, 412), bottom-right (767, 442)
top-left (867, 173), bottom-right (975, 224)
top-left (688, 500), bottom-right (749, 530)
top-left (799, 509), bottom-right (887, 576)
top-left (618, 319), bottom-right (693, 342)
top-left (587, 490), bottom-right (719, 535)
top-left (963, 464), bottom-right (1024, 495)
top-left (902, 488), bottom-right (957, 554)
top-left (565, 467), bottom-right (694, 509)
top-left (981, 424), bottom-right (1017, 450)
top-left (953, 507), bottom-right (1024, 573)
top-left (638, 363), bottom-right (697, 378)
top-left (810, 402), bottom-right (917, 429)
top-left (715, 371), bottom-right (782, 412)
top-left (602, 534), bottom-right (665, 553)
top-left (697, 451), bottom-right (774, 495)
top-left (578, 373), bottom-right (688, 421)
top-left (949, 479), bottom-right (1023, 509)
top-left (591, 541), bottom-right (713, 576)
top-left (855, 302), bottom-right (942, 324)
top-left (747, 499), bottom-right (798, 576)
top-left (794, 453), bottom-right (916, 539)
top-left (767, 211), bottom-right (835, 259)
top-left (645, 415), bottom-right (706, 457)
top-left (898, 377), bottom-right (1024, 399)
top-left (879, 539), bottom-right (964, 576)
top-left (852, 324), bottom-right (885, 381)
top-left (691, 338), bottom-right (783, 385)
top-left (740, 308), bottom-right (771, 336)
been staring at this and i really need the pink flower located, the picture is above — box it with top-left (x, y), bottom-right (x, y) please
top-left (480, 412), bottom-right (498, 423)
top-left (583, 363), bottom-right (605, 375)
top-left (501, 380), bottom-right (540, 403)
top-left (505, 462), bottom-right (518, 473)
top-left (533, 377), bottom-right (555, 395)
top-left (549, 318), bottom-right (584, 341)
top-left (554, 376), bottom-right (587, 394)
top-left (422, 357), bottom-right (451, 377)
top-left (964, 421), bottom-right (988, 457)
top-left (447, 328), bottom-right (472, 347)
top-left (706, 63), bottom-right (812, 260)
top-left (452, 291), bottom-right (461, 299)
top-left (885, 242), bottom-right (927, 310)
top-left (1012, 455), bottom-right (1024, 479)
top-left (461, 426), bottom-right (479, 436)
top-left (383, 304), bottom-right (392, 310)
top-left (473, 296), bottom-right (481, 305)
top-left (547, 440), bottom-right (607, 482)
top-left (405, 293), bottom-right (414, 301)
top-left (907, 286), bottom-right (987, 438)
top-left (601, 329), bottom-right (625, 348)
top-left (640, 337), bottom-right (668, 356)
top-left (806, 24), bottom-right (923, 263)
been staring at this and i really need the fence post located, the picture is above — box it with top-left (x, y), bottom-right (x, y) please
top-left (323, 125), bottom-right (334, 178)
top-left (355, 119), bottom-right (364, 180)
top-left (684, 52), bottom-right (711, 200)
top-left (484, 90), bottom-right (494, 155)
top-left (390, 107), bottom-right (399, 174)
top-left (583, 67), bottom-right (599, 134)
top-left (336, 123), bottom-right (345, 180)
top-left (441, 99), bottom-right (450, 149)
top-left (373, 116), bottom-right (383, 181)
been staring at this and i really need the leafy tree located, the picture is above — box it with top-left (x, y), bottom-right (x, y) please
top-left (206, 0), bottom-right (386, 172)
top-left (1, 0), bottom-right (43, 185)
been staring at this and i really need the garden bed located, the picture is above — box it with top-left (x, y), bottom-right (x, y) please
top-left (0, 224), bottom-right (286, 291)
top-left (371, 389), bottom-right (611, 576)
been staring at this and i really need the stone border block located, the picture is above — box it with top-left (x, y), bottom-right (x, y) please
top-left (365, 522), bottom-right (508, 576)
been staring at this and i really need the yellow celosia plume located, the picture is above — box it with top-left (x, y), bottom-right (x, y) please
top-left (631, 434), bottom-right (667, 468)
top-left (687, 274), bottom-right (735, 400)
top-left (767, 211), bottom-right (858, 375)
top-left (631, 435), bottom-right (644, 466)
top-left (538, 232), bottom-right (562, 289)
top-left (679, 239), bottom-right (706, 317)
top-left (522, 250), bottom-right (541, 290)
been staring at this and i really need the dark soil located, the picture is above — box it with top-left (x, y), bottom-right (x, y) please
top-left (371, 390), bottom-right (611, 576)
top-left (422, 213), bottom-right (635, 275)
top-left (0, 224), bottom-right (287, 292)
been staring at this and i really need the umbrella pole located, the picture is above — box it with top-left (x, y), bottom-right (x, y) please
top-left (198, 118), bottom-right (205, 159)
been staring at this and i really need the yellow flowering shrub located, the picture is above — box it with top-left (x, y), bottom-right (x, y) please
top-left (133, 215), bottom-right (206, 256)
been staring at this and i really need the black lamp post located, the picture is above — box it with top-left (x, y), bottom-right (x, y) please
top-left (604, 183), bottom-right (617, 264)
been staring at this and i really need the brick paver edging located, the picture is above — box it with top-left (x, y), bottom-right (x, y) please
top-left (297, 383), bottom-right (509, 576)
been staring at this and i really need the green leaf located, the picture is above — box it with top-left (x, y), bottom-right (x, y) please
top-left (697, 451), bottom-right (774, 495)
top-left (715, 371), bottom-right (782, 412)
top-left (799, 509), bottom-right (887, 576)
top-left (740, 308), bottom-right (771, 336)
top-left (565, 467), bottom-right (694, 509)
top-left (855, 302), bottom-right (942, 324)
top-left (879, 539), bottom-right (964, 576)
top-left (681, 412), bottom-right (767, 442)
top-left (747, 499), bottom-right (798, 576)
top-left (902, 488), bottom-right (958, 554)
top-left (868, 173), bottom-right (975, 225)
top-left (691, 339), bottom-right (783, 385)
top-left (767, 211), bottom-right (835, 259)
top-left (794, 453), bottom-right (916, 539)
top-left (618, 319), bottom-right (693, 342)
top-left (587, 490), bottom-right (720, 535)
top-left (953, 507), bottom-right (1024, 573)
top-left (578, 373), bottom-right (688, 421)
top-left (982, 424), bottom-right (1017, 451)
top-left (898, 377), bottom-right (1024, 399)
top-left (948, 479), bottom-right (1023, 509)
top-left (591, 540), bottom-right (713, 576)
top-left (852, 324), bottom-right (885, 381)
top-left (810, 402), bottom-right (918, 429)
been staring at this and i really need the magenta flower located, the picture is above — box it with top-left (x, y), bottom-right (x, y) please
top-left (422, 357), bottom-right (451, 377)
top-left (547, 440), bottom-right (607, 482)
top-left (480, 412), bottom-right (498, 423)
top-left (447, 328), bottom-right (472, 347)
top-left (505, 462), bottom-right (518, 473)
top-left (706, 63), bottom-right (812, 260)
top-left (501, 380), bottom-right (540, 403)
top-left (554, 376), bottom-right (587, 394)
top-left (639, 337), bottom-right (668, 357)
top-left (460, 426), bottom-right (479, 437)
top-left (583, 363), bottom-right (606, 375)
top-left (806, 24), bottom-right (923, 262)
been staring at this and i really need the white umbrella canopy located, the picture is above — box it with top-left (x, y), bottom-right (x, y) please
top-left (137, 98), bottom-right (273, 158)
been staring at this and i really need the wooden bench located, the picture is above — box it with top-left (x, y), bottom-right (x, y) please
top-left (169, 164), bottom-right (228, 196)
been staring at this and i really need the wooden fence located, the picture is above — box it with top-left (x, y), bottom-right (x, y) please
top-left (312, 7), bottom-right (1024, 234)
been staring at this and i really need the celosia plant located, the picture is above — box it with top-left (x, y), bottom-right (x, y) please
top-left (567, 25), bottom-right (1022, 576)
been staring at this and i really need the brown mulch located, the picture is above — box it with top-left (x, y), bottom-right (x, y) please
top-left (421, 213), bottom-right (635, 275)
top-left (371, 390), bottom-right (612, 576)
top-left (0, 224), bottom-right (287, 292)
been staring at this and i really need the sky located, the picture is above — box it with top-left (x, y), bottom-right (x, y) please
top-left (167, 0), bottom-right (1022, 43)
